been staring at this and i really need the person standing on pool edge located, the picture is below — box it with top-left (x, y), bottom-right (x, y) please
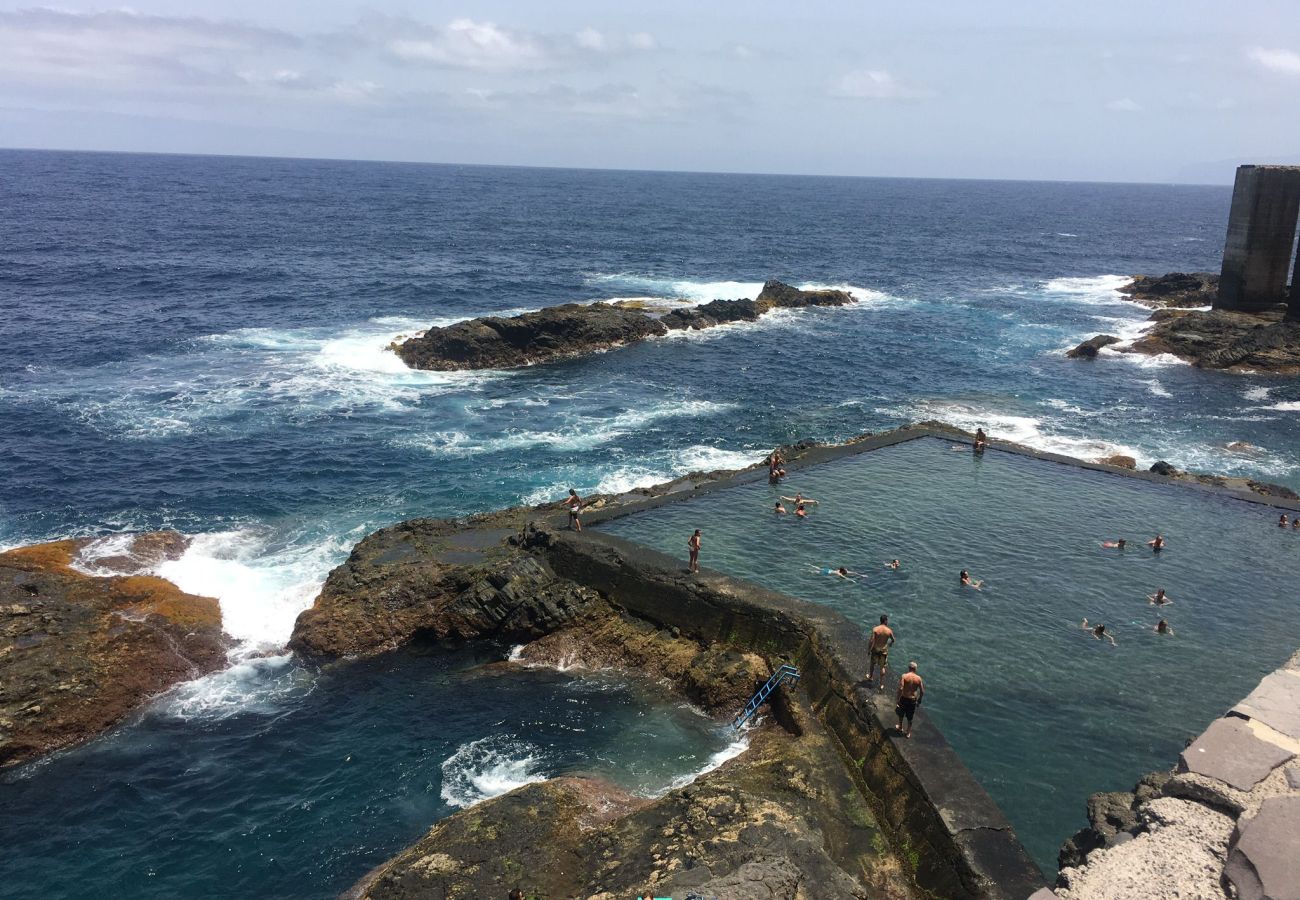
top-left (687, 529), bottom-right (701, 573)
top-left (865, 614), bottom-right (894, 691)
top-left (895, 661), bottom-right (925, 738)
top-left (563, 488), bottom-right (582, 532)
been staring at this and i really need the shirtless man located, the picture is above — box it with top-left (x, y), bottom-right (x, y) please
top-left (959, 569), bottom-right (983, 590)
top-left (895, 662), bottom-right (925, 738)
top-left (1147, 588), bottom-right (1172, 606)
top-left (1101, 539), bottom-right (1127, 550)
top-left (564, 489), bottom-right (583, 532)
top-left (1147, 534), bottom-right (1166, 552)
top-left (773, 501), bottom-right (787, 515)
top-left (865, 614), bottom-right (894, 691)
top-left (687, 529), bottom-right (701, 573)
top-left (1081, 618), bottom-right (1117, 646)
top-left (1280, 514), bottom-right (1290, 528)
top-left (1155, 619), bottom-right (1174, 635)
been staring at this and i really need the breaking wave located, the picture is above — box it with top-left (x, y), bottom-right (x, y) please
top-left (440, 735), bottom-right (546, 809)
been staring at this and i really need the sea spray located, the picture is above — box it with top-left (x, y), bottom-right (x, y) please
top-left (440, 735), bottom-right (546, 809)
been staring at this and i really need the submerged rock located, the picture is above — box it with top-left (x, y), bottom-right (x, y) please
top-left (0, 535), bottom-right (229, 767)
top-left (393, 280), bottom-right (856, 371)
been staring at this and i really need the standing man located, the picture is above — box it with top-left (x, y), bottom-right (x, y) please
top-left (687, 529), bottom-right (702, 573)
top-left (895, 661), bottom-right (925, 738)
top-left (564, 488), bottom-right (583, 532)
top-left (866, 614), bottom-right (894, 691)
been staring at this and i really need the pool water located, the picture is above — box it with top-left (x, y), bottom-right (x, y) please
top-left (602, 437), bottom-right (1300, 872)
top-left (0, 642), bottom-right (737, 900)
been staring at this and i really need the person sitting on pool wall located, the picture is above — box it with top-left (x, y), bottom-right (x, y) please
top-left (973, 427), bottom-right (988, 453)
top-left (895, 661), bottom-right (925, 738)
top-left (865, 614), bottom-right (894, 690)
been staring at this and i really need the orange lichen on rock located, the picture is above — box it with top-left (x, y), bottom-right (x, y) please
top-left (116, 575), bottom-right (222, 629)
top-left (0, 540), bottom-right (78, 573)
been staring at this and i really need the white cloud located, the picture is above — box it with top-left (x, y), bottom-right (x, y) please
top-left (629, 32), bottom-right (657, 51)
top-left (731, 44), bottom-right (756, 60)
top-left (1248, 46), bottom-right (1300, 75)
top-left (831, 69), bottom-right (932, 100)
top-left (575, 27), bottom-right (607, 51)
top-left (387, 19), bottom-right (551, 71)
top-left (1105, 97), bottom-right (1142, 112)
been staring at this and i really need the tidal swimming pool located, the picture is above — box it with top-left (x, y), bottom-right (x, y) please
top-left (0, 642), bottom-right (736, 900)
top-left (602, 436), bottom-right (1300, 872)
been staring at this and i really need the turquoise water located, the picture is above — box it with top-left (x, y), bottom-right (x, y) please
top-left (602, 437), bottom-right (1300, 872)
top-left (0, 643), bottom-right (738, 899)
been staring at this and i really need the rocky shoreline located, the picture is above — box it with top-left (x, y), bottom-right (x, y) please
top-left (392, 280), bottom-right (856, 371)
top-left (1068, 272), bottom-right (1300, 373)
top-left (0, 533), bottom-right (229, 768)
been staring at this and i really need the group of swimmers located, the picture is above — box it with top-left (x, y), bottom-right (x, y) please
top-left (774, 492), bottom-right (817, 519)
top-left (1279, 514), bottom-right (1300, 530)
top-left (1086, 533), bottom-right (1177, 643)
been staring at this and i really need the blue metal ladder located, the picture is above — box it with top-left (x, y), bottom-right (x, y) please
top-left (731, 664), bottom-right (800, 730)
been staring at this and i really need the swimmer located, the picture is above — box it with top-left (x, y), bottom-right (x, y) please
top-left (885, 559), bottom-right (901, 570)
top-left (1155, 619), bottom-right (1174, 635)
top-left (1294, 519), bottom-right (1300, 531)
top-left (973, 428), bottom-right (988, 453)
top-left (1146, 534), bottom-right (1166, 552)
top-left (959, 569), bottom-right (983, 590)
top-left (773, 501), bottom-right (787, 515)
top-left (865, 614), bottom-right (895, 690)
top-left (1101, 539), bottom-right (1127, 550)
top-left (1147, 588), bottom-right (1172, 606)
top-left (1081, 618), bottom-right (1117, 646)
top-left (1280, 514), bottom-right (1290, 528)
top-left (795, 504), bottom-right (808, 519)
top-left (780, 493), bottom-right (819, 505)
top-left (808, 565), bottom-right (864, 580)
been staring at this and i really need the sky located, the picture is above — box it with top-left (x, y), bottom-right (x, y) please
top-left (1, 1), bottom-right (1299, 183)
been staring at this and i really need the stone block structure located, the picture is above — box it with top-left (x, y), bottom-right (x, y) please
top-left (1216, 165), bottom-right (1300, 315)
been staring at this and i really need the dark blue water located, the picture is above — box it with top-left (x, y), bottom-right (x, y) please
top-left (2, 150), bottom-right (1298, 891)
top-left (603, 436), bottom-right (1300, 871)
top-left (0, 644), bottom-right (739, 900)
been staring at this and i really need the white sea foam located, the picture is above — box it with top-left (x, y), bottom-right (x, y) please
top-left (520, 445), bottom-right (762, 507)
top-left (67, 533), bottom-right (140, 576)
top-left (585, 273), bottom-right (899, 307)
top-left (657, 736), bottom-right (749, 794)
top-left (1144, 379), bottom-right (1174, 399)
top-left (1041, 274), bottom-right (1134, 306)
top-left (156, 528), bottom-right (356, 651)
top-left (1260, 401), bottom-right (1300, 412)
top-left (400, 400), bottom-right (738, 458)
top-left (440, 735), bottom-right (546, 808)
top-left (160, 653), bottom-right (313, 720)
top-left (1243, 386), bottom-right (1272, 402)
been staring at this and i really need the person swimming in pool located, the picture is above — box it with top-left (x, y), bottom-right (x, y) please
top-left (1147, 534), bottom-right (1166, 552)
top-left (885, 559), bottom-right (901, 570)
top-left (959, 569), bottom-right (983, 590)
top-left (809, 565), bottom-right (864, 580)
top-left (1293, 518), bottom-right (1299, 531)
top-left (1155, 619), bottom-right (1174, 635)
top-left (1081, 618), bottom-right (1117, 645)
top-left (773, 501), bottom-right (787, 515)
top-left (1101, 539), bottom-right (1127, 549)
top-left (780, 493), bottom-right (818, 506)
top-left (1280, 514), bottom-right (1290, 528)
top-left (1147, 588), bottom-right (1173, 606)
top-left (795, 504), bottom-right (809, 519)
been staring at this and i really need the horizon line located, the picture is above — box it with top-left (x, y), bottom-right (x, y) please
top-left (0, 144), bottom-right (1239, 189)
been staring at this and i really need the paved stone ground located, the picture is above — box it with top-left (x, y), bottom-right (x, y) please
top-left (1046, 649), bottom-right (1300, 900)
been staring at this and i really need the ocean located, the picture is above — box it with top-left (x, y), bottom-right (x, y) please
top-left (1, 149), bottom-right (1297, 891)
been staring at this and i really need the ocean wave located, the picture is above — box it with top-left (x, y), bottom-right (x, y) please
top-left (584, 273), bottom-right (899, 307)
top-left (1144, 379), bottom-right (1173, 399)
top-left (1040, 274), bottom-right (1134, 306)
top-left (656, 735), bottom-right (748, 794)
top-left (159, 653), bottom-right (314, 721)
top-left (156, 527), bottom-right (358, 650)
top-left (520, 444), bottom-right (762, 507)
top-left (401, 400), bottom-right (738, 458)
top-left (1259, 400), bottom-right (1300, 412)
top-left (440, 735), bottom-right (546, 809)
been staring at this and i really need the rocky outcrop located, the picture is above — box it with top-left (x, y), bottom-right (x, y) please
top-left (0, 534), bottom-right (229, 768)
top-left (348, 699), bottom-right (915, 900)
top-left (1066, 335), bottom-right (1121, 359)
top-left (1095, 454), bottom-right (1137, 470)
top-left (1128, 307), bottom-right (1300, 372)
top-left (393, 280), bottom-right (857, 371)
top-left (1118, 272), bottom-right (1218, 309)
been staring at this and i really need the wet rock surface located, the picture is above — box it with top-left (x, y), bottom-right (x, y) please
top-left (1118, 272), bottom-right (1218, 308)
top-left (1066, 334), bottom-right (1120, 358)
top-left (0, 534), bottom-right (229, 768)
top-left (394, 280), bottom-right (856, 371)
top-left (349, 700), bottom-right (915, 900)
top-left (1128, 308), bottom-right (1300, 373)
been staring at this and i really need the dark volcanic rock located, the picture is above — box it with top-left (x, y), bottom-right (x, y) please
top-left (1127, 308), bottom-right (1300, 372)
top-left (394, 281), bottom-right (856, 370)
top-left (349, 701), bottom-right (914, 900)
top-left (1066, 334), bottom-right (1121, 358)
top-left (1119, 272), bottom-right (1218, 308)
top-left (0, 536), bottom-right (229, 768)
top-left (394, 302), bottom-right (667, 371)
